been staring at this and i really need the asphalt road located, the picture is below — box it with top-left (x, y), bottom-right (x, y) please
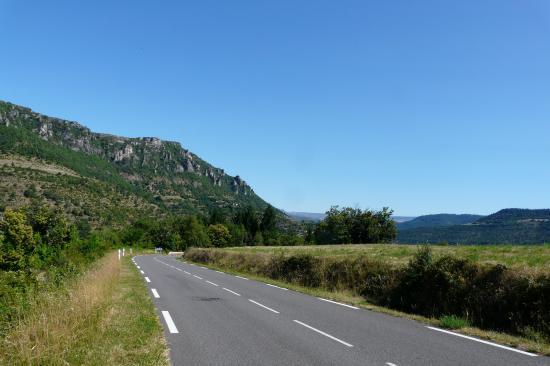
top-left (133, 255), bottom-right (549, 366)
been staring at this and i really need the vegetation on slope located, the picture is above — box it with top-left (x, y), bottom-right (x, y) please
top-left (0, 100), bottom-right (272, 226)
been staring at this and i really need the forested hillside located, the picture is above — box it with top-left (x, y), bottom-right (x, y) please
top-left (397, 214), bottom-right (483, 231)
top-left (397, 209), bottom-right (550, 244)
top-left (0, 100), bottom-right (272, 228)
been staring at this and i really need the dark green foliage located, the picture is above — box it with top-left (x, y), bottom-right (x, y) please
top-left (186, 247), bottom-right (550, 339)
top-left (0, 205), bottom-right (111, 334)
top-left (315, 206), bottom-right (396, 244)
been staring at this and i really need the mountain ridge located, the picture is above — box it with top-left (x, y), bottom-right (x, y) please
top-left (0, 100), bottom-right (271, 227)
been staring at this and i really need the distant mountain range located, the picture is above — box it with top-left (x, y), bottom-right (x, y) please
top-left (0, 100), bottom-right (273, 228)
top-left (397, 214), bottom-right (483, 231)
top-left (397, 209), bottom-right (550, 244)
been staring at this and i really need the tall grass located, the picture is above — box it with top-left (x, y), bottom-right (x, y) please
top-left (0, 253), bottom-right (120, 363)
top-left (0, 252), bottom-right (168, 365)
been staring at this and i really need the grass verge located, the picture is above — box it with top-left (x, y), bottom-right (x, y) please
top-left (0, 252), bottom-right (169, 365)
top-left (182, 255), bottom-right (550, 356)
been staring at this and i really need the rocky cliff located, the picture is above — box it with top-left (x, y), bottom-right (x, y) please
top-left (0, 100), bottom-right (268, 225)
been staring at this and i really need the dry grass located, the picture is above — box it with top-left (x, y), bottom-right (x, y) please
top-left (0, 252), bottom-right (169, 365)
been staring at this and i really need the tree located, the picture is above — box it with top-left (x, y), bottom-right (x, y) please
top-left (260, 205), bottom-right (277, 233)
top-left (208, 224), bottom-right (231, 247)
top-left (314, 206), bottom-right (396, 244)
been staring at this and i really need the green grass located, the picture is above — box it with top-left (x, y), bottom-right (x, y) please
top-left (221, 244), bottom-right (550, 273)
top-left (440, 315), bottom-right (470, 329)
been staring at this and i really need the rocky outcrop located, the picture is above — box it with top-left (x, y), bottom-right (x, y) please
top-left (0, 100), bottom-right (254, 195)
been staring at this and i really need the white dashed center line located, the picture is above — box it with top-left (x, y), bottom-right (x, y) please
top-left (293, 320), bottom-right (353, 348)
top-left (206, 281), bottom-right (219, 287)
top-left (223, 288), bottom-right (241, 296)
top-left (249, 300), bottom-right (280, 314)
top-left (151, 288), bottom-right (160, 298)
top-left (193, 275), bottom-right (203, 280)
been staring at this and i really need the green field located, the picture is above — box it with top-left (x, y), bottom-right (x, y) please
top-left (219, 244), bottom-right (550, 273)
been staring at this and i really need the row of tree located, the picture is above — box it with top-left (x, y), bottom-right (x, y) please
top-left (120, 205), bottom-right (306, 250)
top-left (121, 205), bottom-right (397, 250)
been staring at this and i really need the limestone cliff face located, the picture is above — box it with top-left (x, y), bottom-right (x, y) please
top-left (0, 101), bottom-right (253, 196)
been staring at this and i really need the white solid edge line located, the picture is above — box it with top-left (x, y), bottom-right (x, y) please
top-left (317, 297), bottom-right (359, 310)
top-left (223, 288), bottom-right (241, 296)
top-left (266, 283), bottom-right (288, 291)
top-left (193, 275), bottom-right (203, 280)
top-left (205, 281), bottom-right (219, 287)
top-left (151, 288), bottom-right (160, 298)
top-left (145, 277), bottom-right (151, 283)
top-left (235, 275), bottom-right (249, 280)
top-left (426, 327), bottom-right (537, 357)
top-left (215, 271), bottom-right (224, 274)
top-left (161, 311), bottom-right (179, 334)
top-left (249, 299), bottom-right (280, 314)
top-left (293, 320), bottom-right (353, 348)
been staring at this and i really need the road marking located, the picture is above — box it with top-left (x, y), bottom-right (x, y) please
top-left (145, 277), bottom-right (151, 283)
top-left (161, 311), bottom-right (179, 334)
top-left (386, 363), bottom-right (398, 366)
top-left (248, 300), bottom-right (280, 314)
top-left (137, 266), bottom-right (140, 269)
top-left (235, 275), bottom-right (249, 280)
top-left (206, 281), bottom-right (219, 287)
top-left (151, 289), bottom-right (160, 298)
top-left (140, 270), bottom-right (145, 274)
top-left (426, 326), bottom-right (537, 357)
top-left (266, 283), bottom-right (288, 291)
top-left (176, 268), bottom-right (182, 271)
top-left (184, 271), bottom-right (191, 275)
top-left (317, 298), bottom-right (359, 310)
top-left (223, 288), bottom-right (241, 296)
top-left (215, 271), bottom-right (224, 274)
top-left (293, 320), bottom-right (353, 347)
top-left (193, 275), bottom-right (203, 280)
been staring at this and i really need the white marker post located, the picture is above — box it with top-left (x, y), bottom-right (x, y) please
top-left (122, 248), bottom-right (125, 257)
top-left (118, 249), bottom-right (121, 260)
top-left (130, 248), bottom-right (133, 255)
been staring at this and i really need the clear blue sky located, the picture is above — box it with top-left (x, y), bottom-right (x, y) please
top-left (1, 1), bottom-right (549, 216)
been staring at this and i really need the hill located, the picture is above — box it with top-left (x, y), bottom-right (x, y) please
top-left (397, 213), bottom-right (483, 231)
top-left (0, 100), bottom-right (272, 228)
top-left (397, 209), bottom-right (550, 244)
top-left (286, 211), bottom-right (326, 222)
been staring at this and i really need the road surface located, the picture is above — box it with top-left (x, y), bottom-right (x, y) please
top-left (133, 255), bottom-right (549, 366)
